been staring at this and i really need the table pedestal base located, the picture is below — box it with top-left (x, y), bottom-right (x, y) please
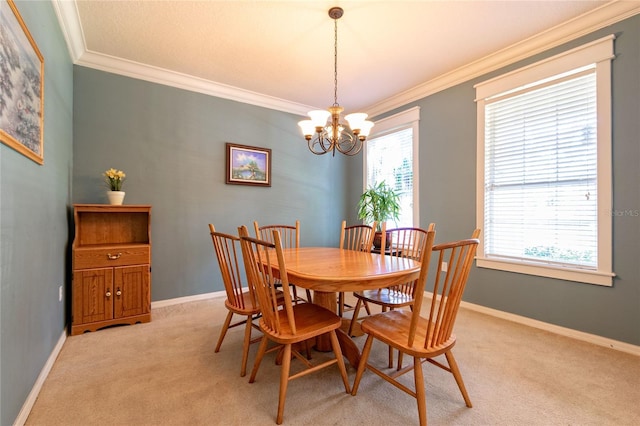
top-left (312, 290), bottom-right (362, 369)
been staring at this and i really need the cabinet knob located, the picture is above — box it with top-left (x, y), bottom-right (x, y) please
top-left (106, 291), bottom-right (112, 298)
top-left (107, 253), bottom-right (122, 260)
top-left (116, 288), bottom-right (122, 296)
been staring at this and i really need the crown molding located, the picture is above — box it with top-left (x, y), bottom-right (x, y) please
top-left (51, 0), bottom-right (85, 62)
top-left (365, 0), bottom-right (640, 117)
top-left (75, 50), bottom-right (314, 115)
top-left (52, 0), bottom-right (640, 118)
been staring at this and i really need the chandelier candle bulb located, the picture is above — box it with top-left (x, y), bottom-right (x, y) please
top-left (298, 120), bottom-right (315, 139)
top-left (308, 110), bottom-right (331, 127)
top-left (344, 113), bottom-right (368, 130)
top-left (358, 120), bottom-right (374, 139)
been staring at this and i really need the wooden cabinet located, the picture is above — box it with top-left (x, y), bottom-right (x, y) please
top-left (72, 204), bottom-right (151, 335)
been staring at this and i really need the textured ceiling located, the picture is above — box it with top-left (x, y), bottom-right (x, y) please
top-left (55, 1), bottom-right (640, 117)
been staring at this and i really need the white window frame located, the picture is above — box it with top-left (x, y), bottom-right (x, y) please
top-left (363, 106), bottom-right (420, 227)
top-left (475, 35), bottom-right (615, 286)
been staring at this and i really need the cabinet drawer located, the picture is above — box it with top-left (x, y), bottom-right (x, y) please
top-left (74, 246), bottom-right (150, 269)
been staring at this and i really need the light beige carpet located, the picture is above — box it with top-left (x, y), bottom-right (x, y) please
top-left (26, 295), bottom-right (640, 425)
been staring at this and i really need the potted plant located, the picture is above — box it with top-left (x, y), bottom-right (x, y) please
top-left (357, 181), bottom-right (401, 249)
top-left (104, 168), bottom-right (126, 205)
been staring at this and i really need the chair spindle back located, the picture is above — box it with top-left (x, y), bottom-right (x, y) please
top-left (340, 220), bottom-right (377, 252)
top-left (253, 220), bottom-right (300, 249)
top-left (209, 224), bottom-right (255, 310)
top-left (380, 224), bottom-right (435, 296)
top-left (239, 226), bottom-right (297, 335)
top-left (411, 231), bottom-right (480, 350)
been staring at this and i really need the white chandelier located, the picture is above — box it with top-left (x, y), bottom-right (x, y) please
top-left (298, 7), bottom-right (374, 156)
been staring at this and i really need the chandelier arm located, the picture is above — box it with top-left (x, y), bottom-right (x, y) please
top-left (319, 132), bottom-right (333, 151)
top-left (308, 136), bottom-right (327, 155)
top-left (308, 133), bottom-right (335, 155)
top-left (335, 133), bottom-right (363, 156)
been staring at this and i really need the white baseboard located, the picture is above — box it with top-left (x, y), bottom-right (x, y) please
top-left (150, 290), bottom-right (225, 309)
top-left (14, 330), bottom-right (67, 426)
top-left (458, 298), bottom-right (640, 357)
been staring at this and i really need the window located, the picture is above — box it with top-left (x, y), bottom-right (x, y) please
top-left (364, 107), bottom-right (420, 228)
top-left (475, 35), bottom-right (614, 286)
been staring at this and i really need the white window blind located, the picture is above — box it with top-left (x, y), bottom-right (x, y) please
top-left (475, 35), bottom-right (614, 286)
top-left (484, 69), bottom-right (597, 268)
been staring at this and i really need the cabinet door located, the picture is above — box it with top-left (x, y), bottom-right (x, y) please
top-left (73, 268), bottom-right (114, 324)
top-left (113, 265), bottom-right (150, 319)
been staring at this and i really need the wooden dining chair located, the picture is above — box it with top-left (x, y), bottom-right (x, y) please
top-left (351, 230), bottom-right (480, 426)
top-left (238, 226), bottom-right (351, 425)
top-left (209, 224), bottom-right (263, 377)
top-left (337, 220), bottom-right (377, 317)
top-left (253, 220), bottom-right (312, 304)
top-left (347, 224), bottom-right (435, 338)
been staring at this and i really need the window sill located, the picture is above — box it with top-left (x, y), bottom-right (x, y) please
top-left (476, 257), bottom-right (614, 286)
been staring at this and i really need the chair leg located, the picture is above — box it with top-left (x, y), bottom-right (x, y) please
top-left (363, 300), bottom-right (371, 315)
top-left (397, 351), bottom-right (405, 371)
top-left (304, 339), bottom-right (313, 360)
top-left (348, 299), bottom-right (363, 337)
top-left (445, 351), bottom-right (472, 408)
top-left (291, 285), bottom-right (299, 304)
top-left (338, 292), bottom-right (344, 317)
top-left (240, 314), bottom-right (253, 377)
top-left (305, 288), bottom-right (313, 303)
top-left (276, 344), bottom-right (292, 425)
top-left (351, 334), bottom-right (374, 395)
top-left (249, 335), bottom-right (269, 383)
top-left (215, 311), bottom-right (234, 352)
top-left (414, 356), bottom-right (427, 426)
top-left (329, 330), bottom-right (351, 393)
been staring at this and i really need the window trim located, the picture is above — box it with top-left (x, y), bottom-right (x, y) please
top-left (474, 35), bottom-right (615, 286)
top-left (363, 106), bottom-right (420, 227)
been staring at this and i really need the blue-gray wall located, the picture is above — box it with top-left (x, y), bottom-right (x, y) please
top-left (363, 16), bottom-right (640, 345)
top-left (72, 68), bottom-right (350, 301)
top-left (0, 1), bottom-right (73, 424)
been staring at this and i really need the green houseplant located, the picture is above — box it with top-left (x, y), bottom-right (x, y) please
top-left (357, 181), bottom-right (401, 248)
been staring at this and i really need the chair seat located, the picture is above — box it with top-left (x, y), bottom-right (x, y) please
top-left (259, 303), bottom-right (341, 344)
top-left (225, 289), bottom-right (286, 316)
top-left (224, 291), bottom-right (260, 315)
top-left (354, 288), bottom-right (415, 308)
top-left (361, 309), bottom-right (456, 358)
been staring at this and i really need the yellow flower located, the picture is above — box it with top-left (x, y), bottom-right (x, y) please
top-left (104, 168), bottom-right (126, 191)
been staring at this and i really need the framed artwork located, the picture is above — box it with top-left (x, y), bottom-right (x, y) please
top-left (225, 143), bottom-right (271, 187)
top-left (0, 0), bottom-right (44, 164)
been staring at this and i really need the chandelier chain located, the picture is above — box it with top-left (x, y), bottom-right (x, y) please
top-left (333, 16), bottom-right (339, 107)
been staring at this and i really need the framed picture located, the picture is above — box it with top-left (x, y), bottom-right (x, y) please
top-left (225, 143), bottom-right (271, 187)
top-left (0, 0), bottom-right (44, 164)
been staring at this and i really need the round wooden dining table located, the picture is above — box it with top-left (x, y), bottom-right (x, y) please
top-left (274, 247), bottom-right (421, 368)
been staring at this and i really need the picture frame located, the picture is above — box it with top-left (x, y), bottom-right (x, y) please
top-left (225, 143), bottom-right (271, 187)
top-left (0, 0), bottom-right (44, 164)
